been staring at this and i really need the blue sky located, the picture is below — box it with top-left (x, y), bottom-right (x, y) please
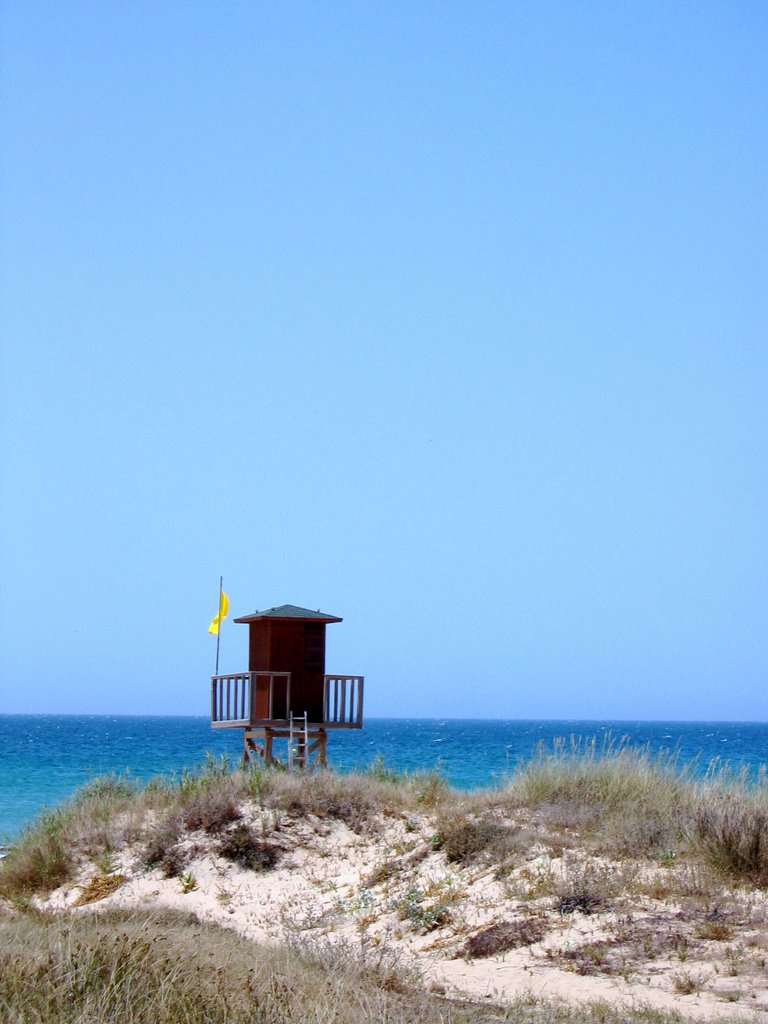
top-left (1, 2), bottom-right (766, 720)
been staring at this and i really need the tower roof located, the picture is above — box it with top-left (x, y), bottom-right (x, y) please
top-left (233, 604), bottom-right (342, 624)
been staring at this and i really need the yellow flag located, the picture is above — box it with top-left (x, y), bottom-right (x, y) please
top-left (208, 591), bottom-right (229, 635)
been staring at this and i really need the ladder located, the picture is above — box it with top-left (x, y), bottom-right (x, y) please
top-left (287, 711), bottom-right (309, 770)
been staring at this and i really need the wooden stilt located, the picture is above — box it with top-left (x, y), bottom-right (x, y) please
top-left (243, 728), bottom-right (277, 769)
top-left (239, 724), bottom-right (327, 773)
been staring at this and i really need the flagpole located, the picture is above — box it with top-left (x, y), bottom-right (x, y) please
top-left (215, 575), bottom-right (223, 676)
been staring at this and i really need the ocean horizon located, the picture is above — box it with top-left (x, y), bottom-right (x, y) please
top-left (2, 714), bottom-right (767, 842)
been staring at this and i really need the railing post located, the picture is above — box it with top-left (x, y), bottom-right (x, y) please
top-left (249, 672), bottom-right (257, 725)
top-left (356, 677), bottom-right (364, 726)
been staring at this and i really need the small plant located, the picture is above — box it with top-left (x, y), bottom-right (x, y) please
top-left (181, 753), bottom-right (232, 795)
top-left (352, 886), bottom-right (376, 912)
top-left (671, 969), bottom-right (706, 995)
top-left (412, 769), bottom-right (446, 808)
top-left (179, 871), bottom-right (198, 894)
top-left (215, 886), bottom-right (233, 906)
top-left (696, 918), bottom-right (733, 941)
top-left (395, 885), bottom-right (451, 933)
top-left (508, 861), bottom-right (558, 900)
top-left (367, 754), bottom-right (404, 785)
top-left (673, 934), bottom-right (691, 962)
top-left (397, 888), bottom-right (450, 937)
top-left (247, 766), bottom-right (271, 806)
top-left (364, 858), bottom-right (400, 887)
top-left (91, 849), bottom-right (118, 875)
top-left (724, 944), bottom-right (747, 976)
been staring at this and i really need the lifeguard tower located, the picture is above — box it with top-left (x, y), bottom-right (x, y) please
top-left (210, 604), bottom-right (363, 770)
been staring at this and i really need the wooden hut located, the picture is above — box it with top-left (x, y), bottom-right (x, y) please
top-left (210, 604), bottom-right (363, 770)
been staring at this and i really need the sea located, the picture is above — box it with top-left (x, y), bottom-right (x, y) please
top-left (1, 716), bottom-right (767, 843)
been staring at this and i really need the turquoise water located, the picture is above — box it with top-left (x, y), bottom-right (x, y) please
top-left (1, 715), bottom-right (767, 841)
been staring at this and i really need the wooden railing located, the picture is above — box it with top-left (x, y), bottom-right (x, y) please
top-left (211, 672), bottom-right (363, 728)
top-left (210, 671), bottom-right (291, 728)
top-left (211, 673), bottom-right (250, 727)
top-left (323, 675), bottom-right (364, 727)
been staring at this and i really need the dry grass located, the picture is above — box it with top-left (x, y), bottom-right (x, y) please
top-left (266, 764), bottom-right (446, 826)
top-left (689, 787), bottom-right (768, 885)
top-left (496, 737), bottom-right (694, 858)
top-left (0, 908), bottom-right (438, 1024)
top-left (71, 873), bottom-right (126, 907)
top-left (3, 744), bottom-right (767, 903)
top-left (2, 743), bottom-right (768, 1024)
top-left (0, 907), bottom-right (736, 1024)
top-left (432, 810), bottom-right (522, 866)
top-left (0, 759), bottom-right (449, 902)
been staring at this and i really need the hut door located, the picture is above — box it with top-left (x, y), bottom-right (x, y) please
top-left (302, 623), bottom-right (325, 722)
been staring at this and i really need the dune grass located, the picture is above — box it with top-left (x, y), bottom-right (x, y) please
top-left (499, 737), bottom-right (768, 879)
top-left (2, 743), bottom-right (767, 1023)
top-left (0, 756), bottom-right (444, 901)
top-left (0, 907), bottom-right (741, 1024)
top-left (1, 741), bottom-right (766, 903)
top-left (0, 907), bottom-right (438, 1024)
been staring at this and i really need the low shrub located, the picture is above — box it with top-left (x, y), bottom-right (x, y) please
top-left (217, 823), bottom-right (280, 871)
top-left (286, 935), bottom-right (423, 997)
top-left (142, 812), bottom-right (186, 878)
top-left (364, 857), bottom-right (402, 887)
top-left (671, 969), bottom-right (706, 995)
top-left (394, 885), bottom-right (452, 933)
top-left (555, 861), bottom-right (629, 916)
top-left (696, 917), bottom-right (734, 941)
top-left (600, 805), bottom-right (682, 859)
top-left (465, 917), bottom-right (548, 958)
top-left (433, 812), bottom-right (518, 865)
